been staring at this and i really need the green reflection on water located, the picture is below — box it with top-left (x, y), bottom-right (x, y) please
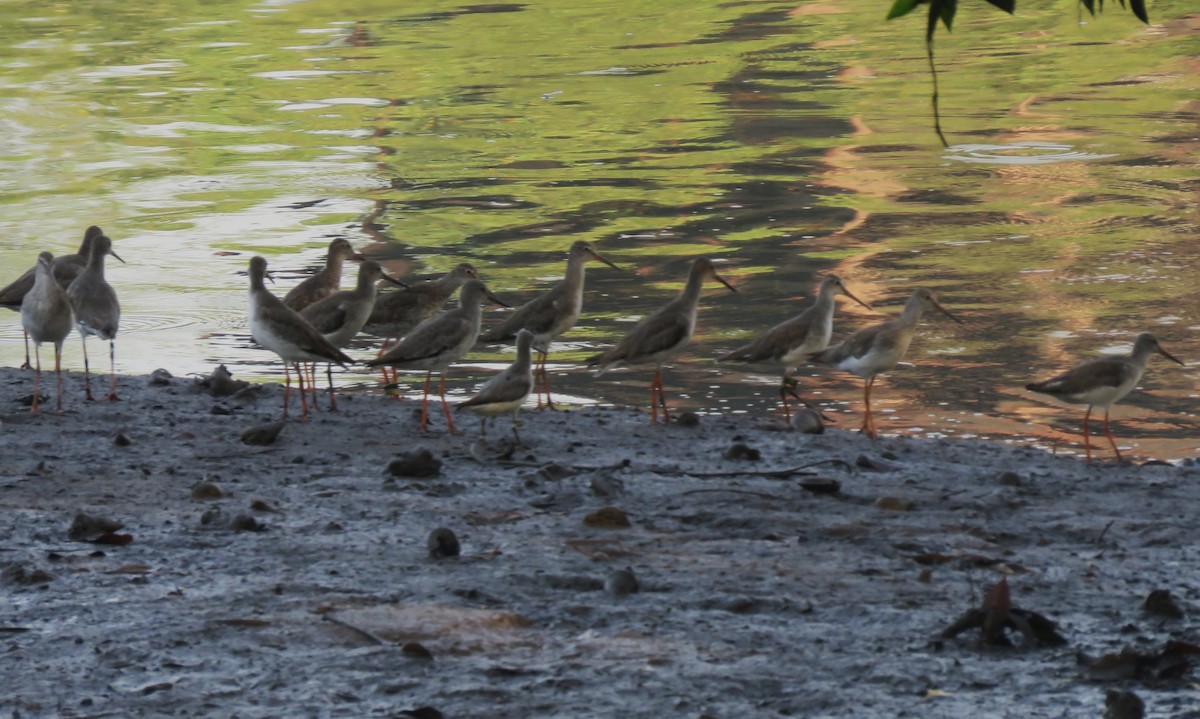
top-left (0, 0), bottom-right (1195, 455)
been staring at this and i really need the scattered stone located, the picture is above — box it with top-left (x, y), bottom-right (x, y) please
top-left (229, 385), bottom-right (265, 406)
top-left (676, 412), bottom-right (700, 427)
top-left (589, 473), bottom-right (625, 498)
top-left (249, 499), bottom-right (279, 514)
top-left (800, 478), bottom-right (841, 495)
top-left (724, 442), bottom-right (761, 461)
top-left (537, 462), bottom-right (575, 481)
top-left (1142, 589), bottom-right (1184, 619)
top-left (191, 482), bottom-right (225, 500)
top-left (399, 708), bottom-right (444, 719)
top-left (229, 514), bottom-right (265, 532)
top-left (2, 562), bottom-right (54, 586)
top-left (210, 405), bottom-right (233, 416)
top-left (605, 568), bottom-right (639, 597)
top-left (998, 471), bottom-right (1023, 486)
top-left (147, 368), bottom-right (173, 386)
top-left (873, 496), bottom-right (914, 512)
top-left (113, 433), bottom-right (133, 447)
top-left (401, 641), bottom-right (434, 661)
top-left (68, 513), bottom-right (124, 541)
top-left (790, 407), bottom-right (825, 434)
top-left (386, 449), bottom-right (442, 478)
top-left (197, 364), bottom-right (250, 397)
top-left (241, 421), bottom-right (285, 446)
top-left (1104, 690), bottom-right (1145, 719)
top-left (427, 527), bottom-right (460, 559)
top-left (584, 506), bottom-right (631, 529)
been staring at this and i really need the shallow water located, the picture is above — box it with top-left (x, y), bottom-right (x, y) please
top-left (0, 0), bottom-right (1196, 458)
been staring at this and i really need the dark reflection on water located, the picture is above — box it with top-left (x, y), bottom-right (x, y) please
top-left (0, 0), bottom-right (1196, 460)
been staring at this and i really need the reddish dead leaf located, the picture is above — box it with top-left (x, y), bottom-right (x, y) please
top-left (92, 532), bottom-right (133, 546)
top-left (218, 618), bottom-right (272, 628)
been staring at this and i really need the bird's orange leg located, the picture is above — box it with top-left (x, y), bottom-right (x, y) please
top-left (419, 370), bottom-right (432, 433)
top-left (106, 340), bottom-right (120, 401)
top-left (282, 363), bottom-right (291, 420)
top-left (29, 346), bottom-right (41, 413)
top-left (439, 371), bottom-right (458, 435)
top-left (1102, 408), bottom-right (1121, 462)
top-left (540, 351), bottom-right (557, 411)
top-left (779, 376), bottom-right (793, 423)
top-left (659, 370), bottom-right (671, 424)
top-left (326, 363), bottom-right (338, 411)
top-left (860, 376), bottom-right (877, 438)
top-left (1081, 406), bottom-right (1093, 462)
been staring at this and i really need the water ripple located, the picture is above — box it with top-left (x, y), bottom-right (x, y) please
top-left (943, 142), bottom-right (1117, 165)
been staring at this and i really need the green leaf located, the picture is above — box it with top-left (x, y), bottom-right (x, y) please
top-left (886, 0), bottom-right (923, 21)
top-left (1129, 0), bottom-right (1149, 23)
top-left (984, 0), bottom-right (1016, 13)
top-left (939, 0), bottom-right (957, 31)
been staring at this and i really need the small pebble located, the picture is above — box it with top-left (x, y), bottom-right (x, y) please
top-left (724, 443), bottom-right (761, 461)
top-left (1142, 589), bottom-right (1184, 619)
top-left (241, 422), bottom-right (285, 446)
top-left (147, 368), bottom-right (173, 386)
top-left (790, 408), bottom-right (824, 434)
top-left (998, 471), bottom-right (1023, 486)
top-left (427, 528), bottom-right (460, 559)
top-left (584, 506), bottom-right (631, 529)
top-left (113, 433), bottom-right (132, 447)
top-left (605, 568), bottom-right (640, 597)
top-left (191, 482), bottom-right (225, 500)
top-left (1104, 689), bottom-right (1144, 719)
top-left (675, 412), bottom-right (700, 427)
top-left (387, 449), bottom-right (442, 478)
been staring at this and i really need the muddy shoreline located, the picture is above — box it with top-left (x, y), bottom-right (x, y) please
top-left (2, 366), bottom-right (1198, 718)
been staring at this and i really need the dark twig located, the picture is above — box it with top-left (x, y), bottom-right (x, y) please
top-left (681, 488), bottom-right (788, 501)
top-left (194, 447), bottom-right (281, 461)
top-left (927, 38), bottom-right (948, 147)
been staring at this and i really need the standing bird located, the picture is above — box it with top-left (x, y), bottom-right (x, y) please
top-left (808, 288), bottom-right (960, 438)
top-left (1, 226), bottom-right (103, 368)
top-left (1026, 333), bottom-right (1184, 462)
top-left (479, 241), bottom-right (619, 410)
top-left (364, 263), bottom-right (479, 385)
top-left (247, 256), bottom-right (354, 421)
top-left (300, 260), bottom-right (405, 410)
top-left (458, 328), bottom-right (535, 444)
top-left (20, 253), bottom-right (74, 413)
top-left (66, 233), bottom-right (124, 401)
top-left (366, 279), bottom-right (509, 434)
top-left (588, 257), bottom-right (737, 424)
top-left (282, 237), bottom-right (362, 312)
top-left (720, 274), bottom-right (871, 421)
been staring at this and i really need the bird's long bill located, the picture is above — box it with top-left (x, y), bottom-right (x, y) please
top-left (486, 289), bottom-right (512, 309)
top-left (351, 252), bottom-right (366, 261)
top-left (1158, 345), bottom-right (1185, 366)
top-left (932, 299), bottom-right (962, 324)
top-left (843, 287), bottom-right (872, 310)
top-left (384, 273), bottom-right (408, 289)
top-left (589, 249), bottom-right (621, 272)
top-left (712, 270), bottom-right (737, 293)
top-left (109, 249), bottom-right (126, 264)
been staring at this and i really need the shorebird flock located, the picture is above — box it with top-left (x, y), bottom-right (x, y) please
top-left (1, 229), bottom-right (1188, 459)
